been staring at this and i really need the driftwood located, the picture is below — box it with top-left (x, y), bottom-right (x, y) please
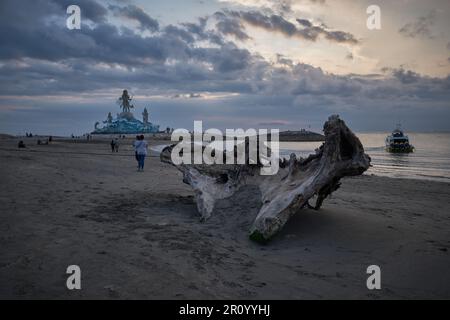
top-left (161, 115), bottom-right (371, 243)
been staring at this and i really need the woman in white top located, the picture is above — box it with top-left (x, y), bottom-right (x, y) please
top-left (134, 135), bottom-right (148, 171)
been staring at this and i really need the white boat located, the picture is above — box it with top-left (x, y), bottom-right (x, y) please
top-left (385, 125), bottom-right (414, 153)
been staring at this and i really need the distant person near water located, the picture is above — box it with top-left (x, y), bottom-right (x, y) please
top-left (134, 134), bottom-right (148, 171)
top-left (110, 139), bottom-right (115, 152)
top-left (114, 138), bottom-right (119, 152)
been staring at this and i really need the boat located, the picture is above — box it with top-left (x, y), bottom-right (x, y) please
top-left (385, 125), bottom-right (414, 153)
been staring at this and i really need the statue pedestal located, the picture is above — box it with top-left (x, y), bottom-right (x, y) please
top-left (118, 112), bottom-right (134, 121)
top-left (93, 110), bottom-right (159, 134)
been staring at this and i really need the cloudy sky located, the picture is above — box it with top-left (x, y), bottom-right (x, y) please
top-left (1, 0), bottom-right (450, 135)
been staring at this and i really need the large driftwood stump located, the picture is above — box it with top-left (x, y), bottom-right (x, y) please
top-left (161, 115), bottom-right (371, 243)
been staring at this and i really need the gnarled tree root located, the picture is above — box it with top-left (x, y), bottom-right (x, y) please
top-left (161, 115), bottom-right (371, 243)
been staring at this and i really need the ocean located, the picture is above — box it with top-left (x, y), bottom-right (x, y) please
top-left (279, 133), bottom-right (450, 183)
top-left (153, 133), bottom-right (450, 182)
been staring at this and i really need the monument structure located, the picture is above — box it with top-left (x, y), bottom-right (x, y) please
top-left (92, 90), bottom-right (160, 134)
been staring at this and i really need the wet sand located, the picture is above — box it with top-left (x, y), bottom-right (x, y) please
top-left (0, 135), bottom-right (449, 299)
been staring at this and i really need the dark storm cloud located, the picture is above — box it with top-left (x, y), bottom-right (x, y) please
top-left (295, 18), bottom-right (359, 44)
top-left (399, 11), bottom-right (436, 39)
top-left (217, 10), bottom-right (358, 44)
top-left (0, 0), bottom-right (440, 100)
top-left (183, 17), bottom-right (226, 45)
top-left (0, 0), bottom-right (449, 133)
top-left (2, 0), bottom-right (109, 23)
top-left (0, 0), bottom-right (230, 66)
top-left (276, 54), bottom-right (294, 67)
top-left (215, 14), bottom-right (251, 41)
top-left (163, 25), bottom-right (196, 43)
top-left (0, 0), bottom-right (108, 25)
top-left (0, 0), bottom-right (156, 62)
top-left (191, 43), bottom-right (254, 73)
top-left (58, 0), bottom-right (108, 22)
top-left (182, 17), bottom-right (208, 37)
top-left (0, 0), bottom-right (267, 98)
top-left (232, 0), bottom-right (325, 13)
top-left (109, 4), bottom-right (159, 32)
top-left (323, 30), bottom-right (358, 44)
top-left (0, 19), bottom-right (173, 64)
top-left (296, 19), bottom-right (313, 28)
top-left (391, 68), bottom-right (420, 84)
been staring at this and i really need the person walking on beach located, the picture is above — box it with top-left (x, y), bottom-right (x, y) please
top-left (110, 139), bottom-right (115, 152)
top-left (114, 138), bottom-right (119, 152)
top-left (133, 135), bottom-right (139, 162)
top-left (134, 135), bottom-right (148, 171)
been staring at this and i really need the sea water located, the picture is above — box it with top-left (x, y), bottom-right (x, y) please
top-left (279, 133), bottom-right (450, 183)
top-left (154, 133), bottom-right (450, 182)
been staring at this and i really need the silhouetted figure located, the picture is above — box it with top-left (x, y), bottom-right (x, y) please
top-left (110, 139), bottom-right (115, 152)
top-left (134, 135), bottom-right (148, 171)
top-left (18, 141), bottom-right (26, 148)
top-left (134, 135), bottom-right (139, 161)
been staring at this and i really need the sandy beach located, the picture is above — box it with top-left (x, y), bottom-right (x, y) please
top-left (0, 135), bottom-right (449, 299)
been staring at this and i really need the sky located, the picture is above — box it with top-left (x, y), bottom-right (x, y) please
top-left (0, 0), bottom-right (450, 135)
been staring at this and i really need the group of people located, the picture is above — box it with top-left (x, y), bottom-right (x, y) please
top-left (19, 135), bottom-right (53, 148)
top-left (109, 135), bottom-right (148, 171)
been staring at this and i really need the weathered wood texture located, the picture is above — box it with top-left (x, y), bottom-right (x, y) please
top-left (161, 115), bottom-right (371, 242)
